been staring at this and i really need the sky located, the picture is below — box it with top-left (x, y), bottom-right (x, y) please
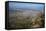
top-left (9, 2), bottom-right (44, 11)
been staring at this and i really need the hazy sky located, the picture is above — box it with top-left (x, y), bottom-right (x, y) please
top-left (9, 2), bottom-right (44, 11)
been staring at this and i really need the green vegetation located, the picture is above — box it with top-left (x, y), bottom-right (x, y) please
top-left (8, 10), bottom-right (45, 29)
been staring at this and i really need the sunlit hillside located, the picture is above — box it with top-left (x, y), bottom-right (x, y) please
top-left (8, 9), bottom-right (44, 29)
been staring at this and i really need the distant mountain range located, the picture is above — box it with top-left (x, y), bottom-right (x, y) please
top-left (9, 8), bottom-right (44, 18)
top-left (9, 8), bottom-right (43, 15)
